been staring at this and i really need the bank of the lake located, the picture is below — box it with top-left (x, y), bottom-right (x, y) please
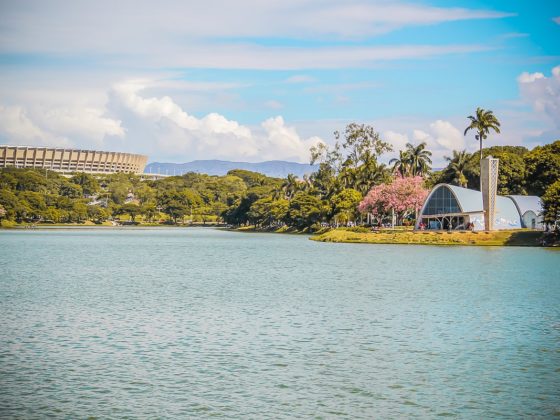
top-left (0, 220), bottom-right (226, 229)
top-left (312, 228), bottom-right (558, 247)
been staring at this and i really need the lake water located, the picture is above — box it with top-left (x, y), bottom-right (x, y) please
top-left (0, 228), bottom-right (559, 418)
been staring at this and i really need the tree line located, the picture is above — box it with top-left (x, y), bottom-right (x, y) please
top-left (1, 123), bottom-right (559, 229)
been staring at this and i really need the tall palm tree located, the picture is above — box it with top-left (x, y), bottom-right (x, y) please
top-left (464, 107), bottom-right (501, 160)
top-left (444, 150), bottom-right (470, 187)
top-left (405, 142), bottom-right (432, 177)
top-left (389, 150), bottom-right (411, 177)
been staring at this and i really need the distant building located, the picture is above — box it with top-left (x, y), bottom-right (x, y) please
top-left (415, 184), bottom-right (544, 231)
top-left (0, 145), bottom-right (148, 175)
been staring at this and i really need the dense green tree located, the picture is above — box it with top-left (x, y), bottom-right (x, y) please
top-left (281, 174), bottom-right (300, 200)
top-left (135, 183), bottom-right (156, 205)
top-left (541, 180), bottom-right (560, 225)
top-left (227, 169), bottom-right (269, 188)
top-left (157, 189), bottom-right (201, 223)
top-left (464, 107), bottom-right (501, 160)
top-left (14, 170), bottom-right (48, 192)
top-left (490, 151), bottom-right (527, 195)
top-left (87, 205), bottom-right (110, 223)
top-left (247, 197), bottom-right (289, 227)
top-left (117, 203), bottom-right (142, 222)
top-left (223, 189), bottom-right (265, 226)
top-left (44, 207), bottom-right (63, 223)
top-left (70, 173), bottom-right (100, 196)
top-left (331, 188), bottom-right (362, 225)
top-left (72, 202), bottom-right (88, 223)
top-left (524, 140), bottom-right (560, 196)
top-left (0, 172), bottom-right (17, 190)
top-left (19, 191), bottom-right (47, 214)
top-left (286, 192), bottom-right (324, 229)
top-left (270, 199), bottom-right (289, 224)
top-left (60, 181), bottom-right (83, 198)
top-left (142, 204), bottom-right (159, 222)
top-left (247, 197), bottom-right (273, 227)
top-left (108, 182), bottom-right (130, 204)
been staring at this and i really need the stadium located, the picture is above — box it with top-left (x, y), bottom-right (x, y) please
top-left (0, 145), bottom-right (148, 175)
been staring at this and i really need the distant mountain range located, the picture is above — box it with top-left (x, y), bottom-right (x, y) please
top-left (145, 160), bottom-right (319, 178)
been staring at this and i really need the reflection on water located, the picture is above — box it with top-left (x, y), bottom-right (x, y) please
top-left (0, 228), bottom-right (559, 418)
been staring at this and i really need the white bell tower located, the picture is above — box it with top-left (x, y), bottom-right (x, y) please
top-left (480, 156), bottom-right (499, 231)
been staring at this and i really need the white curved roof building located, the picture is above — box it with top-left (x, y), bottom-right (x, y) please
top-left (416, 184), bottom-right (543, 231)
top-left (0, 145), bottom-right (148, 175)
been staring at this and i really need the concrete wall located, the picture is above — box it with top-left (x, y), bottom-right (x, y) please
top-left (0, 146), bottom-right (148, 174)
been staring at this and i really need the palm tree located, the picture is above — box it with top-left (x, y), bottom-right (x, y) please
top-left (339, 167), bottom-right (358, 189)
top-left (389, 150), bottom-right (411, 177)
top-left (444, 150), bottom-right (470, 187)
top-left (405, 142), bottom-right (432, 177)
top-left (357, 162), bottom-right (388, 195)
top-left (464, 107), bottom-right (501, 160)
top-left (281, 174), bottom-right (300, 200)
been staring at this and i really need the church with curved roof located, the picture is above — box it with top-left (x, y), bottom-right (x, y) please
top-left (415, 184), bottom-right (543, 231)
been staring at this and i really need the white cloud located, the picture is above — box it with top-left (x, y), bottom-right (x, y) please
top-left (518, 65), bottom-right (560, 127)
top-left (260, 116), bottom-right (324, 161)
top-left (111, 81), bottom-right (324, 162)
top-left (383, 130), bottom-right (409, 152)
top-left (429, 120), bottom-right (465, 150)
top-left (112, 79), bottom-right (252, 138)
top-left (382, 120), bottom-right (467, 167)
top-left (0, 1), bottom-right (512, 58)
top-left (0, 77), bottom-right (326, 162)
top-left (517, 71), bottom-right (545, 83)
top-left (0, 105), bottom-right (70, 147)
top-left (157, 44), bottom-right (492, 70)
top-left (38, 107), bottom-right (125, 144)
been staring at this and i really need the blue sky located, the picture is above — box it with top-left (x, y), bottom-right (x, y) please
top-left (0, 0), bottom-right (558, 165)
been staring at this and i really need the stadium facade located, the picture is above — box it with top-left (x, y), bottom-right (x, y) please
top-left (0, 145), bottom-right (148, 175)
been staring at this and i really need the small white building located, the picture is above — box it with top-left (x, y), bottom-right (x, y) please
top-left (416, 184), bottom-right (544, 231)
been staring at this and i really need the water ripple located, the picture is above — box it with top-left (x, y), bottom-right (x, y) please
top-left (0, 228), bottom-right (559, 418)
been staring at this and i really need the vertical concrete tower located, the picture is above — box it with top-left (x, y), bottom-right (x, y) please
top-left (480, 156), bottom-right (499, 231)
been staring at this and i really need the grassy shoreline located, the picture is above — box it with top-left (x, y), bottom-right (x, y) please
top-left (311, 228), bottom-right (557, 247)
top-left (3, 221), bottom-right (557, 247)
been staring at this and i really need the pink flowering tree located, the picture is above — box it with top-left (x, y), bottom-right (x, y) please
top-left (358, 176), bottom-right (429, 225)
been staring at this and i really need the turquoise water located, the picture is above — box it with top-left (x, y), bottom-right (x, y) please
top-left (0, 228), bottom-right (559, 418)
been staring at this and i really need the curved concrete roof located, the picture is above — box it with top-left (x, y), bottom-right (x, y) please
top-left (445, 184), bottom-right (482, 213)
top-left (507, 195), bottom-right (542, 216)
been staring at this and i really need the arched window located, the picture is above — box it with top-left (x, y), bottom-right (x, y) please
top-left (423, 186), bottom-right (461, 215)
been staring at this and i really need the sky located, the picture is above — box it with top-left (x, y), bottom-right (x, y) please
top-left (0, 0), bottom-right (559, 166)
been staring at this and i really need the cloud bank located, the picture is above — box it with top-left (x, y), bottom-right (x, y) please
top-left (0, 79), bottom-right (324, 163)
top-left (518, 65), bottom-right (560, 127)
top-left (383, 119), bottom-right (468, 167)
